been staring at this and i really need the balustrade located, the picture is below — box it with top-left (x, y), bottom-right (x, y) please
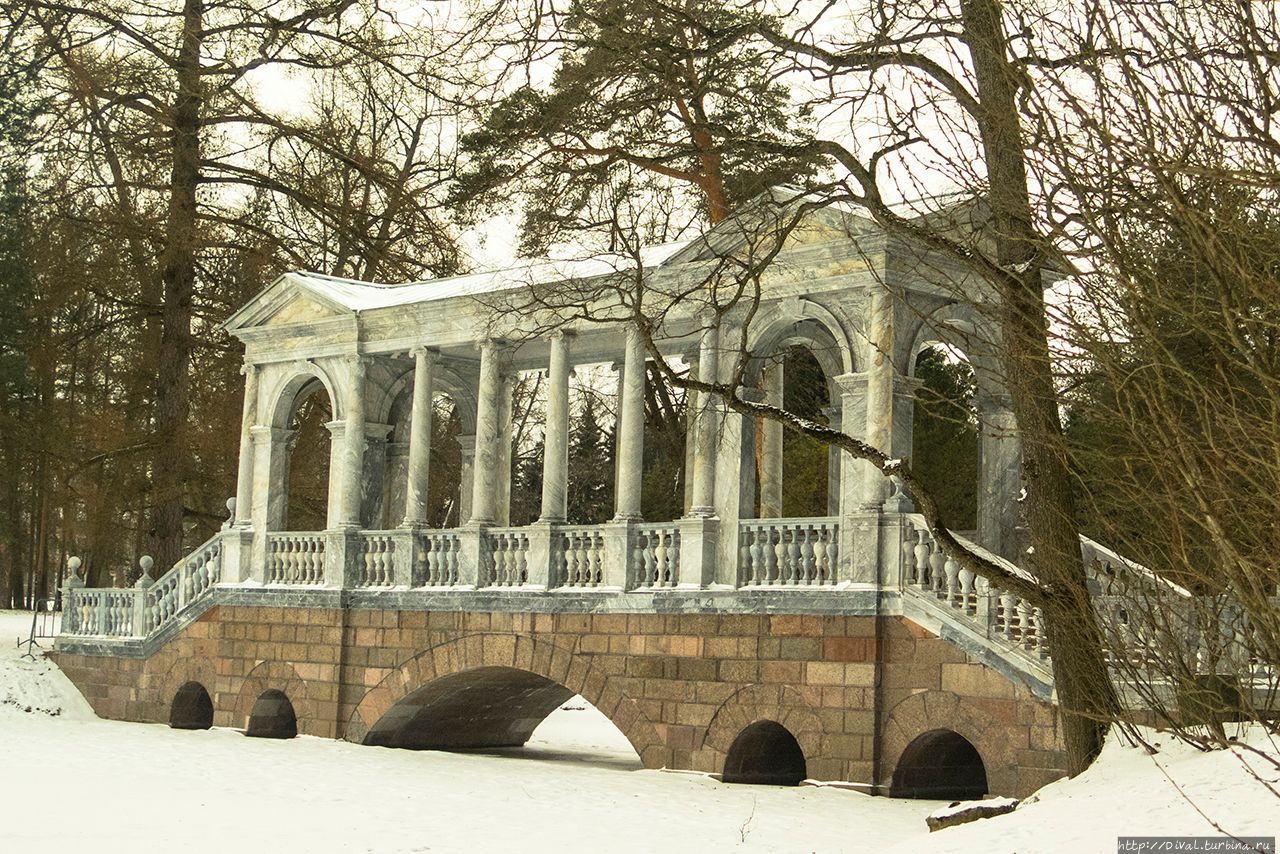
top-left (148, 534), bottom-right (223, 631)
top-left (738, 519), bottom-right (838, 587)
top-left (903, 518), bottom-right (1049, 660)
top-left (484, 529), bottom-right (530, 587)
top-left (357, 532), bottom-right (397, 588)
top-left (556, 527), bottom-right (606, 588)
top-left (415, 530), bottom-right (461, 587)
top-left (633, 525), bottom-right (680, 588)
top-left (266, 533), bottom-right (326, 585)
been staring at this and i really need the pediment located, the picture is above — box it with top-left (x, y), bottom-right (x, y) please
top-left (260, 292), bottom-right (345, 326)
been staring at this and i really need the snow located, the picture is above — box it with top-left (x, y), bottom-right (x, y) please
top-left (0, 612), bottom-right (933, 853)
top-left (894, 728), bottom-right (1280, 853)
top-left (3, 609), bottom-right (1277, 853)
top-left (285, 240), bottom-right (692, 312)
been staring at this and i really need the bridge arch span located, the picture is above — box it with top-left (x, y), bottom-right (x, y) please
top-left (345, 633), bottom-right (667, 767)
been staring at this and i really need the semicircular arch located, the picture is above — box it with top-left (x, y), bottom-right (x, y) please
top-left (264, 361), bottom-right (344, 428)
top-left (233, 660), bottom-right (318, 735)
top-left (881, 689), bottom-right (1018, 796)
top-left (701, 684), bottom-right (825, 771)
top-left (345, 633), bottom-right (667, 767)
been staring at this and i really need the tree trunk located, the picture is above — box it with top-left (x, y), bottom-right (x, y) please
top-left (959, 0), bottom-right (1118, 772)
top-left (150, 0), bottom-right (204, 573)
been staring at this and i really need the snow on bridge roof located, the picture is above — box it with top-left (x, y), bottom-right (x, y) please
top-left (284, 240), bottom-right (693, 313)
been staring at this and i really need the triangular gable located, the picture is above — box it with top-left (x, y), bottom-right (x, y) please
top-left (659, 190), bottom-right (877, 267)
top-left (223, 272), bottom-right (355, 334)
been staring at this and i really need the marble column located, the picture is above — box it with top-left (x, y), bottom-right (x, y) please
top-left (689, 324), bottom-right (719, 517)
top-left (250, 425), bottom-right (293, 533)
top-left (977, 395), bottom-right (1023, 560)
top-left (324, 420), bottom-right (347, 528)
top-left (539, 331), bottom-right (571, 523)
top-left (884, 377), bottom-right (922, 512)
top-left (682, 355), bottom-right (698, 514)
top-left (758, 361), bottom-right (784, 518)
top-left (468, 341), bottom-right (502, 525)
top-left (823, 403), bottom-right (842, 516)
top-left (234, 363), bottom-right (260, 526)
top-left (495, 373), bottom-right (516, 525)
top-left (613, 325), bottom-right (646, 520)
top-left (338, 357), bottom-right (367, 528)
top-left (361, 424), bottom-right (393, 527)
top-left (402, 347), bottom-right (437, 528)
top-left (862, 285), bottom-right (895, 509)
top-left (457, 435), bottom-right (476, 526)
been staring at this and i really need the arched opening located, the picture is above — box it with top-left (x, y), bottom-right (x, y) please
top-left (779, 346), bottom-right (833, 518)
top-left (890, 728), bottom-right (989, 800)
top-left (911, 344), bottom-right (978, 531)
top-left (169, 681), bottom-right (214, 730)
top-left (362, 666), bottom-right (641, 769)
top-left (281, 379), bottom-right (333, 532)
top-left (245, 689), bottom-right (298, 739)
top-left (748, 327), bottom-right (844, 522)
top-left (722, 720), bottom-right (807, 786)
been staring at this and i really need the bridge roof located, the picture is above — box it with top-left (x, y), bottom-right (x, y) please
top-left (223, 240), bottom-right (693, 332)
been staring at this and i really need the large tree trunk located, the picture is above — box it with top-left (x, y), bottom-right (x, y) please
top-left (959, 0), bottom-right (1118, 772)
top-left (150, 0), bottom-right (203, 573)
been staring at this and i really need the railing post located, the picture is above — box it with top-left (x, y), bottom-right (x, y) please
top-left (601, 520), bottom-right (632, 588)
top-left (133, 556), bottom-right (155, 636)
top-left (62, 557), bottom-right (84, 634)
top-left (457, 526), bottom-right (486, 588)
top-left (524, 521), bottom-right (557, 589)
top-left (219, 527), bottom-right (254, 584)
top-left (388, 529), bottom-right (414, 588)
top-left (324, 529), bottom-right (360, 588)
top-left (676, 516), bottom-right (718, 588)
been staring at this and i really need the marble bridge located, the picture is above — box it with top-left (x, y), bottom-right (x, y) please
top-left (55, 204), bottom-right (1112, 798)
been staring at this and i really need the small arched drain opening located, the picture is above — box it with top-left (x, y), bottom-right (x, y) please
top-left (169, 681), bottom-right (214, 730)
top-left (891, 729), bottom-right (988, 799)
top-left (722, 720), bottom-right (807, 786)
top-left (245, 689), bottom-right (298, 739)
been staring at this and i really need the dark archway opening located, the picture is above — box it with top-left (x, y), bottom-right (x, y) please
top-left (169, 681), bottom-right (214, 730)
top-left (284, 382), bottom-right (333, 532)
top-left (364, 666), bottom-right (575, 750)
top-left (245, 689), bottom-right (298, 739)
top-left (722, 720), bottom-right (807, 786)
top-left (891, 729), bottom-right (989, 799)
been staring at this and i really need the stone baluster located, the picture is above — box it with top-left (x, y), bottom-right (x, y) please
top-left (944, 556), bottom-right (960, 606)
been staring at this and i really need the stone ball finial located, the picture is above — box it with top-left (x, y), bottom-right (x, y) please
top-left (135, 555), bottom-right (156, 589)
top-left (68, 556), bottom-right (82, 575)
top-left (226, 497), bottom-right (236, 516)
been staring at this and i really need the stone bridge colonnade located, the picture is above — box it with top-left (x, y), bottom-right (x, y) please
top-left (220, 209), bottom-right (1026, 590)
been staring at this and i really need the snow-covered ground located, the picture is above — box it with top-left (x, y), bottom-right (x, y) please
top-left (2, 610), bottom-right (1276, 852)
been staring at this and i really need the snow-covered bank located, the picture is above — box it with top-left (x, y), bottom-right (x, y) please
top-left (3, 610), bottom-right (1276, 853)
top-left (898, 725), bottom-right (1279, 853)
top-left (0, 611), bottom-right (933, 853)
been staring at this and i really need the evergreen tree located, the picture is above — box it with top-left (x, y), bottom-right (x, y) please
top-left (454, 0), bottom-right (823, 252)
top-left (912, 347), bottom-right (978, 531)
top-left (566, 391), bottom-right (612, 523)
